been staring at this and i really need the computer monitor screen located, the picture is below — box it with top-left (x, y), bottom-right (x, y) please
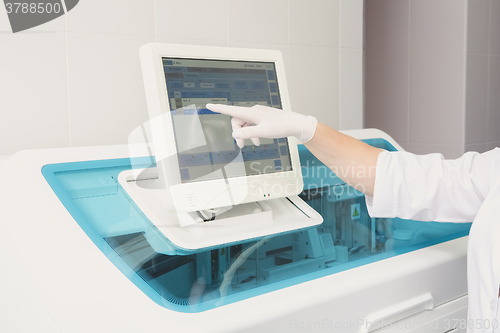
top-left (162, 58), bottom-right (293, 184)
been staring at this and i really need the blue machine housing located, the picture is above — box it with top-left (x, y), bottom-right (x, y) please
top-left (42, 139), bottom-right (471, 313)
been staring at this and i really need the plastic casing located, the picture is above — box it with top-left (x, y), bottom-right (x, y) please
top-left (139, 43), bottom-right (303, 212)
top-left (0, 129), bottom-right (470, 333)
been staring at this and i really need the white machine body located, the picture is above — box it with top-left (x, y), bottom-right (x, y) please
top-left (0, 129), bottom-right (469, 333)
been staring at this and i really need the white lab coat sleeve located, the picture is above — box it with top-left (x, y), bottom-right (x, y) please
top-left (365, 150), bottom-right (490, 222)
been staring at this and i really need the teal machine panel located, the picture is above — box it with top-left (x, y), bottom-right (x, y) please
top-left (42, 139), bottom-right (471, 313)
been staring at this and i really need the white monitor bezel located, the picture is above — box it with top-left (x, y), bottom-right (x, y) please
top-left (139, 43), bottom-right (303, 212)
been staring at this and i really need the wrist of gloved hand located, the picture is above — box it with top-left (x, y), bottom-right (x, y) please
top-left (297, 115), bottom-right (318, 143)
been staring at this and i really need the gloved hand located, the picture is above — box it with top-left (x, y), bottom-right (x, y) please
top-left (206, 104), bottom-right (318, 149)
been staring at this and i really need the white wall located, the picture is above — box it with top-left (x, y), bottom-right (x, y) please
top-left (365, 0), bottom-right (467, 158)
top-left (365, 0), bottom-right (500, 158)
top-left (0, 0), bottom-right (364, 156)
top-left (465, 0), bottom-right (500, 153)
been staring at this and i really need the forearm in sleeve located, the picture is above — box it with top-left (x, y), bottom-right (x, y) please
top-left (367, 150), bottom-right (485, 222)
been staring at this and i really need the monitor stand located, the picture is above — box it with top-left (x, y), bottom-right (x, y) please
top-left (118, 168), bottom-right (323, 252)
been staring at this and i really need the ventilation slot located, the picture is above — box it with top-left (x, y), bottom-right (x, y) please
top-left (185, 193), bottom-right (198, 209)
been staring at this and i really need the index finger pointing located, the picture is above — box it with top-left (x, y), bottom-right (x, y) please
top-left (206, 103), bottom-right (257, 124)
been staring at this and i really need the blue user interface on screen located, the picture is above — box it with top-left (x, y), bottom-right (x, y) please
top-left (162, 58), bottom-right (292, 183)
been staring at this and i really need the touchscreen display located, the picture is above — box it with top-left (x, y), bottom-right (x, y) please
top-left (162, 57), bottom-right (292, 183)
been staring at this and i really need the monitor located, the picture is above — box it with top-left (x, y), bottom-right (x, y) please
top-left (140, 43), bottom-right (303, 213)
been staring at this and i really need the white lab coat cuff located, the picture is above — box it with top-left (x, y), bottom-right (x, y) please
top-left (366, 150), bottom-right (397, 218)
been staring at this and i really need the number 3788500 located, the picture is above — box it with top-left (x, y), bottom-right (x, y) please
top-left (5, 2), bottom-right (62, 14)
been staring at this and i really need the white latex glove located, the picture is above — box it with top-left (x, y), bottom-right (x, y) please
top-left (206, 104), bottom-right (318, 149)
